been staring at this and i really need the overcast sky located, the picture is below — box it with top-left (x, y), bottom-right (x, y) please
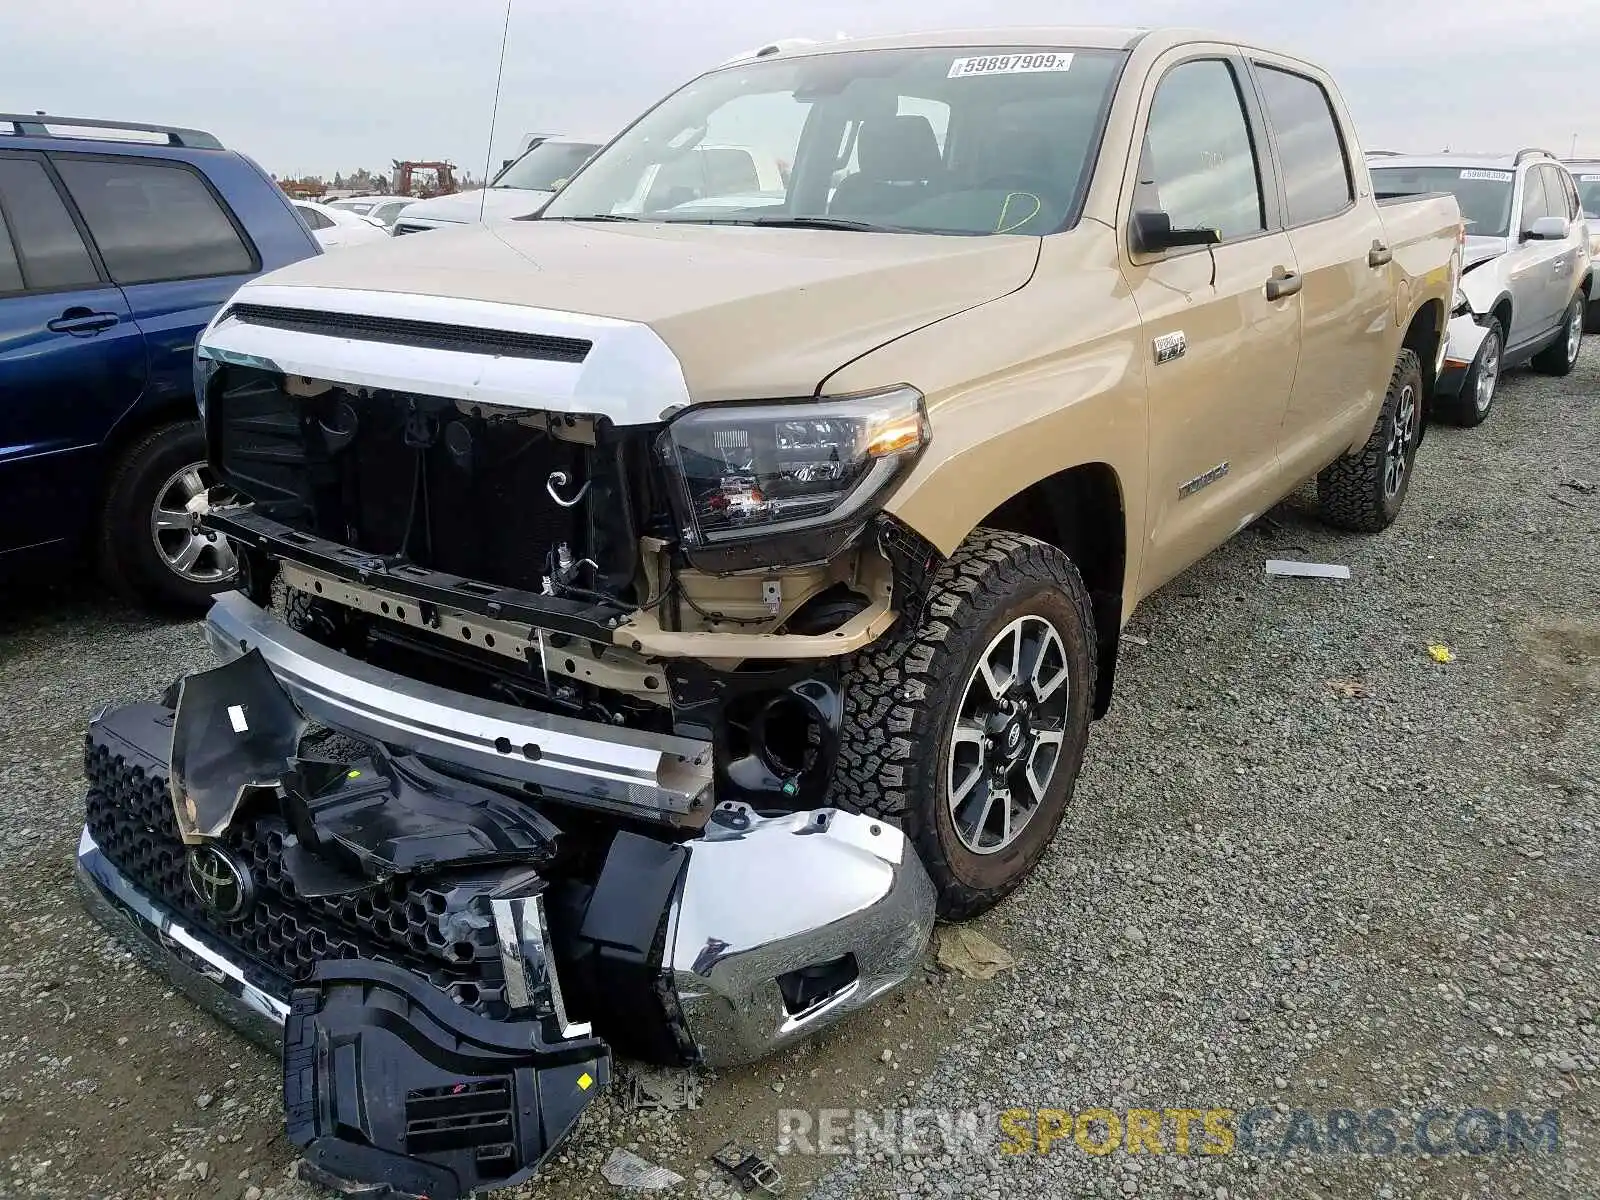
top-left (9, 0), bottom-right (1600, 179)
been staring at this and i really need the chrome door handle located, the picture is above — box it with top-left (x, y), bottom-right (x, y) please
top-left (1265, 271), bottom-right (1302, 301)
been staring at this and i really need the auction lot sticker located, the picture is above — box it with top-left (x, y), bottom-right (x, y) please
top-left (949, 52), bottom-right (1074, 78)
top-left (1459, 169), bottom-right (1513, 182)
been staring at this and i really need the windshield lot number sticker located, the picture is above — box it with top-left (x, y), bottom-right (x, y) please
top-left (1459, 169), bottom-right (1513, 182)
top-left (949, 53), bottom-right (1074, 78)
top-left (1581, 175), bottom-right (1600, 183)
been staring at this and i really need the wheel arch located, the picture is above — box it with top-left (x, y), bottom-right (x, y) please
top-left (1401, 297), bottom-right (1446, 404)
top-left (965, 462), bottom-right (1127, 719)
top-left (97, 396), bottom-right (204, 508)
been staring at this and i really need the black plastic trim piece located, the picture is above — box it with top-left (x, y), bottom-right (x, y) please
top-left (225, 303), bottom-right (593, 363)
top-left (203, 506), bottom-right (625, 640)
top-left (285, 958), bottom-right (610, 1200)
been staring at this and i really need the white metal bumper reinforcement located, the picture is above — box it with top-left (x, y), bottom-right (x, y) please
top-left (203, 591), bottom-right (714, 827)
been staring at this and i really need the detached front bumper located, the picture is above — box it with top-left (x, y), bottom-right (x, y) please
top-left (76, 623), bottom-right (937, 1193)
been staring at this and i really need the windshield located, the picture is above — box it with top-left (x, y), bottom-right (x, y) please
top-left (493, 141), bottom-right (602, 191)
top-left (1571, 167), bottom-right (1600, 217)
top-left (1370, 165), bottom-right (1514, 237)
top-left (331, 199), bottom-right (375, 214)
top-left (542, 46), bottom-right (1125, 235)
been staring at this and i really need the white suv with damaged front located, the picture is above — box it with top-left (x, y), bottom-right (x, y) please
top-left (1370, 149), bottom-right (1592, 426)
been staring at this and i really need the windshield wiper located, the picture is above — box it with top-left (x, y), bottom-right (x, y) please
top-left (556, 213), bottom-right (642, 222)
top-left (747, 215), bottom-right (898, 232)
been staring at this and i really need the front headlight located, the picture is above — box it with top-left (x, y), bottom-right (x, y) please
top-left (658, 385), bottom-right (929, 572)
top-left (1452, 287), bottom-right (1471, 316)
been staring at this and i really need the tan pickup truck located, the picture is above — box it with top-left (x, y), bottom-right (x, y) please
top-left (79, 27), bottom-right (1462, 1196)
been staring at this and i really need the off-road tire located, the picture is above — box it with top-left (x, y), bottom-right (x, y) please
top-left (827, 529), bottom-right (1097, 921)
top-left (1315, 349), bottom-right (1423, 533)
top-left (1532, 293), bottom-right (1584, 376)
top-left (1437, 317), bottom-right (1502, 428)
top-left (99, 421), bottom-right (235, 612)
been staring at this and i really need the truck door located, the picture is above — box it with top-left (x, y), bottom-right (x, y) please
top-left (0, 153), bottom-right (145, 557)
top-left (1123, 52), bottom-right (1302, 594)
top-left (1246, 59), bottom-right (1395, 479)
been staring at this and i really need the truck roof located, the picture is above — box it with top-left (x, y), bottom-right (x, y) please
top-left (724, 26), bottom-right (1331, 73)
top-left (1369, 151), bottom-right (1563, 172)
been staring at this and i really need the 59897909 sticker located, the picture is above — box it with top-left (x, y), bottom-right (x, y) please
top-left (948, 52), bottom-right (1074, 79)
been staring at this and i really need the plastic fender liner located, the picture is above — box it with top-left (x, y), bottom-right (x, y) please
top-left (285, 958), bottom-right (610, 1200)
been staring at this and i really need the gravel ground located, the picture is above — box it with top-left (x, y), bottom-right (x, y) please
top-left (1, 347), bottom-right (1596, 1200)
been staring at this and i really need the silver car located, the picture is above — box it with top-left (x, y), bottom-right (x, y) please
top-left (1370, 149), bottom-right (1592, 426)
top-left (1562, 159), bottom-right (1600, 329)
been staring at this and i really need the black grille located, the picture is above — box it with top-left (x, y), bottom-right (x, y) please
top-left (85, 737), bottom-right (508, 1017)
top-left (225, 303), bottom-right (592, 363)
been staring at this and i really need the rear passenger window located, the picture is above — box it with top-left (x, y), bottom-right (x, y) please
top-left (0, 210), bottom-right (22, 292)
top-left (1546, 166), bottom-right (1579, 220)
top-left (0, 157), bottom-right (100, 291)
top-left (1141, 59), bottom-right (1265, 241)
top-left (1254, 66), bottom-right (1354, 225)
top-left (53, 157), bottom-right (255, 285)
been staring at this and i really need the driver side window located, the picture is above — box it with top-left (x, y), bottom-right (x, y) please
top-left (1141, 59), bottom-right (1265, 241)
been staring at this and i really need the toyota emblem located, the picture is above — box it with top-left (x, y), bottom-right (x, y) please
top-left (185, 844), bottom-right (254, 919)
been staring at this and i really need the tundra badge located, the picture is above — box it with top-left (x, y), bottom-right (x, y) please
top-left (1178, 462), bottom-right (1230, 499)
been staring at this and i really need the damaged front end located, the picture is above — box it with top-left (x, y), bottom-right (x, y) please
top-left (78, 290), bottom-right (940, 1196)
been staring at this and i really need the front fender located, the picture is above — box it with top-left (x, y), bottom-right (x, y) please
top-left (820, 229), bottom-right (1146, 602)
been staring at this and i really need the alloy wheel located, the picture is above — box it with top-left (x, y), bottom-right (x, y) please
top-left (150, 463), bottom-right (237, 585)
top-left (1567, 301), bottom-right (1584, 364)
top-left (1383, 382), bottom-right (1417, 500)
top-left (946, 614), bottom-right (1071, 855)
top-left (1475, 330), bottom-right (1501, 415)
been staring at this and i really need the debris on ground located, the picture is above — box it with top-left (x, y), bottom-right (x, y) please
top-left (710, 1141), bottom-right (784, 1195)
top-left (1120, 632), bottom-right (1150, 647)
top-left (1325, 678), bottom-right (1369, 698)
top-left (1264, 559), bottom-right (1351, 580)
top-left (600, 1148), bottom-right (685, 1191)
top-left (934, 926), bottom-right (1016, 980)
top-left (1561, 478), bottom-right (1597, 495)
top-left (625, 1065), bottom-right (702, 1112)
top-left (1427, 643), bottom-right (1456, 663)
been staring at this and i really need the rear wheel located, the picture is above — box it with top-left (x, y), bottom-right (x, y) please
top-left (827, 529), bottom-right (1096, 920)
top-left (1532, 294), bottom-right (1584, 376)
top-left (1315, 349), bottom-right (1423, 533)
top-left (1438, 318), bottom-right (1502, 427)
top-left (99, 421), bottom-right (238, 612)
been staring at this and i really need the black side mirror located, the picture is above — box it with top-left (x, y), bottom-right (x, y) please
top-left (1131, 209), bottom-right (1223, 254)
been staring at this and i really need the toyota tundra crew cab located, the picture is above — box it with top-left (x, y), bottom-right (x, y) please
top-left (76, 28), bottom-right (1462, 1199)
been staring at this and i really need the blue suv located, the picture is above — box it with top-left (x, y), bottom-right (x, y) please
top-left (1, 114), bottom-right (319, 609)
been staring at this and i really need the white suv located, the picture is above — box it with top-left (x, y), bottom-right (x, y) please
top-left (1370, 149), bottom-right (1592, 425)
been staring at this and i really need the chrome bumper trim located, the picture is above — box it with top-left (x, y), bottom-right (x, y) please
top-left (75, 826), bottom-right (290, 1050)
top-left (668, 805), bottom-right (937, 1067)
top-left (204, 591), bottom-right (713, 827)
